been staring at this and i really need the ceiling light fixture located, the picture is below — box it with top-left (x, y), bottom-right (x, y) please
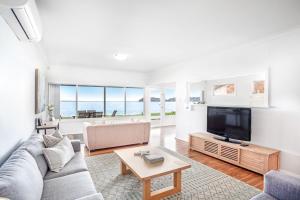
top-left (114, 53), bottom-right (128, 61)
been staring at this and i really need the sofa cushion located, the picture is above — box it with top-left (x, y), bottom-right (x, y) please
top-left (0, 149), bottom-right (43, 200)
top-left (250, 193), bottom-right (277, 200)
top-left (75, 193), bottom-right (104, 200)
top-left (42, 171), bottom-right (97, 200)
top-left (43, 137), bottom-right (75, 172)
top-left (20, 133), bottom-right (48, 177)
top-left (44, 152), bottom-right (88, 180)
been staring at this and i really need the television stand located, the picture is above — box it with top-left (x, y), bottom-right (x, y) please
top-left (189, 132), bottom-right (280, 174)
top-left (213, 137), bottom-right (241, 144)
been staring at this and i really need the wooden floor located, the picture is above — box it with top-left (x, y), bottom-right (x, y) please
top-left (84, 126), bottom-right (263, 190)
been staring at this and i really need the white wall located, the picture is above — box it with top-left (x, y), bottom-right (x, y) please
top-left (149, 28), bottom-right (300, 175)
top-left (47, 65), bottom-right (148, 87)
top-left (0, 17), bottom-right (47, 165)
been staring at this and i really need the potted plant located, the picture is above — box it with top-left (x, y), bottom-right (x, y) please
top-left (46, 104), bottom-right (55, 121)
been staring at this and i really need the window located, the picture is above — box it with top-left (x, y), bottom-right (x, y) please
top-left (164, 88), bottom-right (176, 115)
top-left (126, 88), bottom-right (144, 116)
top-left (60, 85), bottom-right (76, 118)
top-left (78, 86), bottom-right (104, 112)
top-left (105, 87), bottom-right (125, 116)
top-left (58, 85), bottom-right (144, 118)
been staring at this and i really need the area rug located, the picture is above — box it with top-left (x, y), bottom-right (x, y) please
top-left (85, 147), bottom-right (261, 200)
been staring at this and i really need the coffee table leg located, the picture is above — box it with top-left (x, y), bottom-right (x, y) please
top-left (173, 171), bottom-right (181, 192)
top-left (142, 171), bottom-right (182, 200)
top-left (121, 161), bottom-right (130, 175)
top-left (143, 179), bottom-right (151, 200)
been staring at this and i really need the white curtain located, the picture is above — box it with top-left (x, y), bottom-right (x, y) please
top-left (48, 84), bottom-right (60, 118)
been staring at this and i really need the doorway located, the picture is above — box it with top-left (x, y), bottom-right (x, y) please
top-left (149, 85), bottom-right (176, 127)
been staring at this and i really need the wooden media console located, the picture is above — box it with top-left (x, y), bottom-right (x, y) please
top-left (189, 133), bottom-right (280, 174)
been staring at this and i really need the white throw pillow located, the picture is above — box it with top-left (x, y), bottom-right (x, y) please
top-left (43, 137), bottom-right (75, 172)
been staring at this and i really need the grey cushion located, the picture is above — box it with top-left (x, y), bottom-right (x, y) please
top-left (0, 149), bottom-right (43, 200)
top-left (75, 193), bottom-right (104, 200)
top-left (53, 129), bottom-right (64, 139)
top-left (42, 171), bottom-right (97, 200)
top-left (43, 134), bottom-right (62, 148)
top-left (20, 133), bottom-right (48, 177)
top-left (44, 152), bottom-right (88, 180)
top-left (251, 193), bottom-right (278, 200)
top-left (264, 170), bottom-right (300, 200)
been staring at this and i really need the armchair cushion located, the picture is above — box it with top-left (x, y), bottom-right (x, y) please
top-left (264, 170), bottom-right (300, 200)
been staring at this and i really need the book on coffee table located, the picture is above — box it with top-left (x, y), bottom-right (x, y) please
top-left (143, 154), bottom-right (164, 164)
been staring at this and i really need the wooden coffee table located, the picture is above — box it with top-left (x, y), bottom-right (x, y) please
top-left (114, 146), bottom-right (191, 200)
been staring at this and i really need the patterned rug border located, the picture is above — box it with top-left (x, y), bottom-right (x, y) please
top-left (157, 147), bottom-right (262, 191)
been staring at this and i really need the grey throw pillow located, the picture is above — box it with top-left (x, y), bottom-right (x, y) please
top-left (43, 137), bottom-right (75, 172)
top-left (43, 130), bottom-right (63, 147)
top-left (53, 129), bottom-right (63, 139)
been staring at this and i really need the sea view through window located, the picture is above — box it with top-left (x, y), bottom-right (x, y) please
top-left (59, 85), bottom-right (144, 118)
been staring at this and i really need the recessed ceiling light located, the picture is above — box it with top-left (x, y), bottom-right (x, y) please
top-left (114, 53), bottom-right (128, 61)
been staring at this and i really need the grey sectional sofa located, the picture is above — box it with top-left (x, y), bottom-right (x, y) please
top-left (251, 170), bottom-right (300, 200)
top-left (0, 134), bottom-right (103, 200)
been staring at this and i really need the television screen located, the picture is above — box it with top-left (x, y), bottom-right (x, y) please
top-left (207, 106), bottom-right (251, 141)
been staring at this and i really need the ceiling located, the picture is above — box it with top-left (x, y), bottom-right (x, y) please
top-left (37, 0), bottom-right (300, 72)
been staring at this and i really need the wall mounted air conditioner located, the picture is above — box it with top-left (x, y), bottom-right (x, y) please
top-left (0, 0), bottom-right (42, 42)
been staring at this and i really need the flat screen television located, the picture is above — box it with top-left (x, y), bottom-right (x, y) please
top-left (207, 106), bottom-right (251, 142)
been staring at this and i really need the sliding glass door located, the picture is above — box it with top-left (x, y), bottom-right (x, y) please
top-left (150, 88), bottom-right (161, 120)
top-left (150, 87), bottom-right (176, 126)
top-left (164, 88), bottom-right (176, 116)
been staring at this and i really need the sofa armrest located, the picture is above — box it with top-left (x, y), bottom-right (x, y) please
top-left (75, 193), bottom-right (104, 200)
top-left (71, 140), bottom-right (81, 152)
top-left (264, 170), bottom-right (300, 200)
